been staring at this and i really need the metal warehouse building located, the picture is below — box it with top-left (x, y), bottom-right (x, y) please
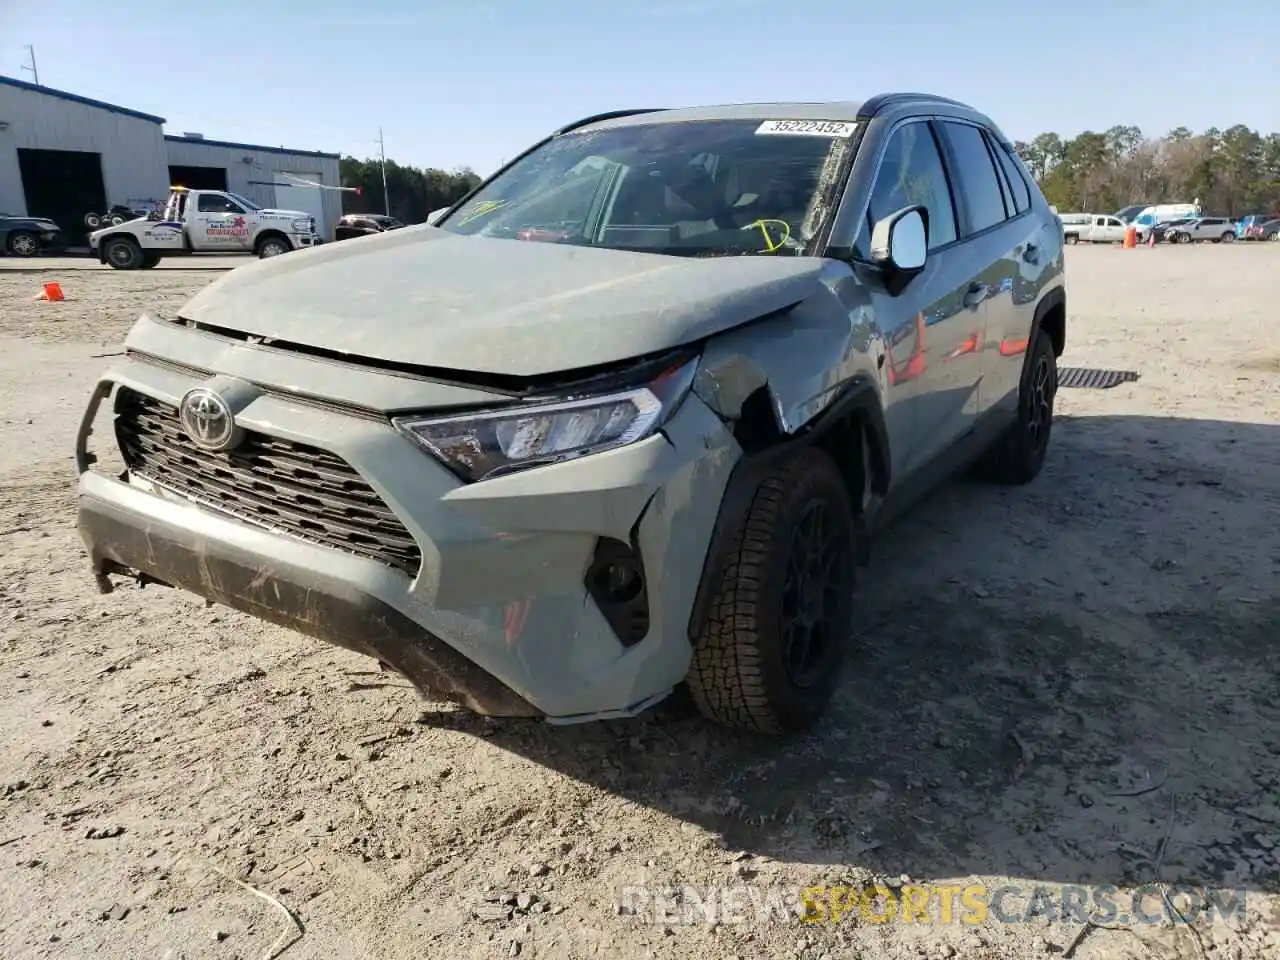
top-left (0, 75), bottom-right (341, 247)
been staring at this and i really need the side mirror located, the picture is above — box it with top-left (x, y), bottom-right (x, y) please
top-left (427, 207), bottom-right (449, 226)
top-left (870, 205), bottom-right (928, 277)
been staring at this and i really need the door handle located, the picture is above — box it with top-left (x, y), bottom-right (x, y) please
top-left (964, 283), bottom-right (988, 309)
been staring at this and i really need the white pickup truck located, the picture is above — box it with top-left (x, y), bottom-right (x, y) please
top-left (1058, 213), bottom-right (1127, 244)
top-left (88, 186), bottom-right (320, 270)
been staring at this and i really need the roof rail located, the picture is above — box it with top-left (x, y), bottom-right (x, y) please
top-left (857, 92), bottom-right (974, 120)
top-left (554, 108), bottom-right (669, 135)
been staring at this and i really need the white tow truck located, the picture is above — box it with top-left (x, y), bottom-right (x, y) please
top-left (88, 186), bottom-right (321, 270)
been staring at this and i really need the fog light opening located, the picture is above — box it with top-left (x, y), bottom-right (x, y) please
top-left (599, 558), bottom-right (643, 604)
top-left (585, 537), bottom-right (651, 647)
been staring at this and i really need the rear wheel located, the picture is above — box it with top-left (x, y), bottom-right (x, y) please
top-left (103, 237), bottom-right (143, 270)
top-left (1220, 232), bottom-right (1235, 243)
top-left (6, 231), bottom-right (38, 257)
top-left (973, 328), bottom-right (1058, 485)
top-left (84, 213), bottom-right (102, 229)
top-left (1065, 234), bottom-right (1079, 245)
top-left (687, 448), bottom-right (857, 734)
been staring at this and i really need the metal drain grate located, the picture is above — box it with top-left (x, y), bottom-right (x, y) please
top-left (1057, 367), bottom-right (1140, 390)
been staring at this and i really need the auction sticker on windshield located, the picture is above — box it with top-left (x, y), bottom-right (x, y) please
top-left (755, 120), bottom-right (857, 137)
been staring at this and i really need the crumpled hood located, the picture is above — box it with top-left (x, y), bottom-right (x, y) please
top-left (177, 225), bottom-right (827, 376)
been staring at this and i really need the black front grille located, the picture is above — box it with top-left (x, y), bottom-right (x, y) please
top-left (113, 387), bottom-right (422, 576)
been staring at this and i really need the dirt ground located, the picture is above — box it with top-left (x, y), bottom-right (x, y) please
top-left (1, 245), bottom-right (1278, 960)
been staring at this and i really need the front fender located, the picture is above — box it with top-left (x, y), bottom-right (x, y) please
top-left (691, 262), bottom-right (884, 437)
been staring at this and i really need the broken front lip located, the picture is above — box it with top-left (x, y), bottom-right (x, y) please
top-left (174, 227), bottom-right (828, 377)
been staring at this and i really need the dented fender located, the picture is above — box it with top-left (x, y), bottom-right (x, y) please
top-left (691, 261), bottom-right (886, 436)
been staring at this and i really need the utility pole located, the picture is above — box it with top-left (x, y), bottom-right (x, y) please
top-left (377, 127), bottom-right (390, 217)
top-left (21, 45), bottom-right (39, 85)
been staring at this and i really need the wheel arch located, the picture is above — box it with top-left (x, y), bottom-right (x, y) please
top-left (686, 376), bottom-right (891, 644)
top-left (1033, 284), bottom-right (1066, 358)
top-left (98, 232), bottom-right (143, 267)
top-left (96, 230), bottom-right (141, 249)
top-left (254, 229), bottom-right (292, 254)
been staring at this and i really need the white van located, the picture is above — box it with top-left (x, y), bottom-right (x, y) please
top-left (1129, 203), bottom-right (1201, 236)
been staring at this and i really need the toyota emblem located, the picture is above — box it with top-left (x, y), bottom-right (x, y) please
top-left (178, 387), bottom-right (238, 451)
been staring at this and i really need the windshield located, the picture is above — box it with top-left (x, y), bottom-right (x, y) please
top-left (226, 191), bottom-right (263, 212)
top-left (438, 118), bottom-right (855, 257)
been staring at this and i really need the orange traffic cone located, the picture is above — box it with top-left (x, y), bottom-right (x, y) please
top-left (34, 282), bottom-right (64, 302)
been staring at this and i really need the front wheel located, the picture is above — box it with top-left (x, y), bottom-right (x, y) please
top-left (256, 236), bottom-right (291, 258)
top-left (973, 327), bottom-right (1058, 485)
top-left (687, 448), bottom-right (857, 734)
top-left (103, 237), bottom-right (143, 270)
top-left (1065, 234), bottom-right (1079, 245)
top-left (6, 231), bottom-right (38, 257)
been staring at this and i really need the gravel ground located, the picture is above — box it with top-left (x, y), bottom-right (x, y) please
top-left (1, 244), bottom-right (1278, 960)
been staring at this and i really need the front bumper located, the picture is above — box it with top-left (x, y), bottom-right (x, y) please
top-left (41, 231), bottom-right (69, 254)
top-left (76, 320), bottom-right (740, 722)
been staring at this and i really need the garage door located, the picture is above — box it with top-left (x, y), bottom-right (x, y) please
top-left (272, 173), bottom-right (326, 225)
top-left (18, 148), bottom-right (108, 248)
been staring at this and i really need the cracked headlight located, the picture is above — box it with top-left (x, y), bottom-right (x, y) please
top-left (394, 354), bottom-right (699, 482)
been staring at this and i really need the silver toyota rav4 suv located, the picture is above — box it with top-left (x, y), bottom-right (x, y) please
top-left (75, 93), bottom-right (1066, 735)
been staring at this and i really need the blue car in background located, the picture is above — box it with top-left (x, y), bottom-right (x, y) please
top-left (1236, 214), bottom-right (1276, 240)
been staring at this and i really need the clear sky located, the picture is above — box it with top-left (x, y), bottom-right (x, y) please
top-left (3, 0), bottom-right (1277, 176)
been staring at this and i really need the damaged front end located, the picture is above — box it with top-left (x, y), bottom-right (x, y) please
top-left (73, 328), bottom-right (742, 723)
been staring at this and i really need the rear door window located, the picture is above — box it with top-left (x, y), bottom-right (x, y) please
top-left (989, 136), bottom-right (1031, 215)
top-left (938, 121), bottom-right (1009, 235)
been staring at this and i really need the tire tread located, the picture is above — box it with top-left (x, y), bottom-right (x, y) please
top-left (687, 449), bottom-right (852, 734)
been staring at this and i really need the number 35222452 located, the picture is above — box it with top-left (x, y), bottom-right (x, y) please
top-left (755, 119), bottom-right (857, 138)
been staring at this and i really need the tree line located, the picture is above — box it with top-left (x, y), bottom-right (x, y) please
top-left (340, 122), bottom-right (1280, 225)
top-left (1014, 125), bottom-right (1280, 216)
top-left (339, 157), bottom-right (481, 224)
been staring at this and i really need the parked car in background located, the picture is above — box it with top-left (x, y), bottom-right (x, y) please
top-left (1235, 214), bottom-right (1277, 240)
top-left (334, 213), bottom-right (406, 242)
top-left (1, 213), bottom-right (68, 257)
top-left (1259, 218), bottom-right (1280, 241)
top-left (1128, 202), bottom-right (1201, 235)
top-left (1164, 217), bottom-right (1238, 244)
top-left (1057, 212), bottom-right (1090, 244)
top-left (1063, 213), bottom-right (1126, 244)
top-left (1136, 217), bottom-right (1194, 243)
